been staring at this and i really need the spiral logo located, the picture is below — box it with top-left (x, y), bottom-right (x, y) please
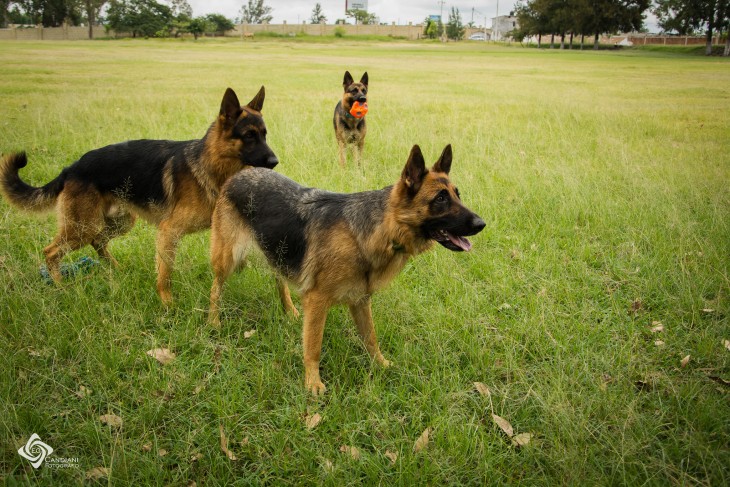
top-left (18, 434), bottom-right (53, 469)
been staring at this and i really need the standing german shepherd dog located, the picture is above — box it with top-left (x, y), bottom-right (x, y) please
top-left (209, 144), bottom-right (486, 395)
top-left (333, 71), bottom-right (368, 167)
top-left (0, 87), bottom-right (278, 305)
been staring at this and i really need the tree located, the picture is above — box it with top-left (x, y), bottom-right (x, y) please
top-left (187, 15), bottom-right (205, 39)
top-left (309, 2), bottom-right (325, 24)
top-left (106, 0), bottom-right (173, 37)
top-left (169, 0), bottom-right (191, 19)
top-left (240, 0), bottom-right (272, 24)
top-left (423, 16), bottom-right (443, 39)
top-left (346, 8), bottom-right (375, 25)
top-left (83, 0), bottom-right (107, 39)
top-left (654, 0), bottom-right (730, 55)
top-left (446, 6), bottom-right (465, 40)
top-left (205, 13), bottom-right (233, 35)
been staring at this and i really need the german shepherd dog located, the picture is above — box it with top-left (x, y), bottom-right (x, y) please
top-left (333, 71), bottom-right (368, 167)
top-left (209, 144), bottom-right (485, 395)
top-left (0, 87), bottom-right (278, 305)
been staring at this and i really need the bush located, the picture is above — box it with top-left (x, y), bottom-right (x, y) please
top-left (334, 26), bottom-right (345, 38)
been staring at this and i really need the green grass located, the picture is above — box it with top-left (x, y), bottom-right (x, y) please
top-left (0, 38), bottom-right (728, 485)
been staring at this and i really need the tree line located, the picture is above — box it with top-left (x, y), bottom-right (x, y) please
top-left (0, 0), bottom-right (234, 39)
top-left (513, 0), bottom-right (729, 55)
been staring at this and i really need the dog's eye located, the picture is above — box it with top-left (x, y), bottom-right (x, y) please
top-left (242, 132), bottom-right (255, 140)
top-left (435, 192), bottom-right (448, 204)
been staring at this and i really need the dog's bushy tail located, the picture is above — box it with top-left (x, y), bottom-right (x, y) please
top-left (0, 152), bottom-right (65, 212)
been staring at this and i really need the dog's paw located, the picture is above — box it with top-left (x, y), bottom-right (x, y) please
top-left (287, 306), bottom-right (301, 319)
top-left (379, 357), bottom-right (392, 368)
top-left (307, 380), bottom-right (327, 396)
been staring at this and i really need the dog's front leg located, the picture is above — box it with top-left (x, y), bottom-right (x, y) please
top-left (302, 291), bottom-right (330, 396)
top-left (155, 221), bottom-right (182, 306)
top-left (348, 297), bottom-right (391, 368)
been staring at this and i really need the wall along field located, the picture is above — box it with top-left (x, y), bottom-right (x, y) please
top-left (0, 39), bottom-right (728, 485)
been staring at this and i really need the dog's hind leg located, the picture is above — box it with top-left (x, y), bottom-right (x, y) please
top-left (348, 297), bottom-right (391, 368)
top-left (92, 211), bottom-right (136, 267)
top-left (275, 276), bottom-right (299, 318)
top-left (337, 139), bottom-right (346, 168)
top-left (44, 186), bottom-right (104, 282)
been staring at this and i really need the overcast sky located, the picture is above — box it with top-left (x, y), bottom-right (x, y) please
top-left (187, 1), bottom-right (519, 27)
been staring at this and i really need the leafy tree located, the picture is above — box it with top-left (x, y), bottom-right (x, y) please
top-left (83, 0), bottom-right (107, 38)
top-left (106, 0), bottom-right (173, 37)
top-left (423, 16), bottom-right (443, 39)
top-left (240, 0), bottom-right (272, 24)
top-left (309, 2), bottom-right (325, 24)
top-left (346, 8), bottom-right (375, 25)
top-left (446, 6), bottom-right (465, 40)
top-left (205, 13), bottom-right (233, 34)
top-left (169, 0), bottom-right (191, 19)
top-left (186, 15), bottom-right (205, 39)
top-left (654, 0), bottom-right (730, 55)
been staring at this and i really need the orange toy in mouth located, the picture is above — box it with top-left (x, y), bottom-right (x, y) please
top-left (349, 101), bottom-right (368, 119)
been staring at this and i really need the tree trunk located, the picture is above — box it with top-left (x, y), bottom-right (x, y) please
top-left (538, 33), bottom-right (542, 48)
top-left (725, 35), bottom-right (730, 56)
top-left (550, 33), bottom-right (554, 48)
top-left (560, 31), bottom-right (565, 49)
top-left (569, 32), bottom-right (574, 50)
top-left (705, 25), bottom-right (714, 55)
top-left (580, 33), bottom-right (585, 50)
top-left (593, 32), bottom-right (599, 50)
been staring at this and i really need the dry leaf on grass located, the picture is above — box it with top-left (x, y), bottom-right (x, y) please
top-left (723, 339), bottom-right (730, 352)
top-left (681, 355), bottom-right (691, 368)
top-left (146, 348), bottom-right (176, 365)
top-left (413, 427), bottom-right (431, 453)
top-left (707, 375), bottom-right (730, 387)
top-left (385, 450), bottom-right (398, 464)
top-left (305, 413), bottom-right (322, 430)
top-left (322, 459), bottom-right (334, 472)
top-left (191, 452), bottom-right (204, 463)
top-left (339, 445), bottom-right (360, 460)
top-left (76, 385), bottom-right (92, 398)
top-left (141, 443), bottom-right (152, 452)
top-left (629, 299), bottom-right (643, 315)
top-left (219, 424), bottom-right (237, 461)
top-left (492, 414), bottom-right (514, 438)
top-left (243, 329), bottom-right (257, 339)
top-left (85, 467), bottom-right (110, 480)
top-left (650, 322), bottom-right (664, 333)
top-left (474, 382), bottom-right (491, 397)
top-left (99, 414), bottom-right (123, 428)
top-left (654, 340), bottom-right (665, 347)
top-left (511, 432), bottom-right (533, 447)
top-left (701, 308), bottom-right (715, 314)
top-left (157, 449), bottom-right (168, 457)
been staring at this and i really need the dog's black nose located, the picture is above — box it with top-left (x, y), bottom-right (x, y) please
top-left (266, 156), bottom-right (279, 168)
top-left (358, 96), bottom-right (367, 102)
top-left (471, 216), bottom-right (486, 233)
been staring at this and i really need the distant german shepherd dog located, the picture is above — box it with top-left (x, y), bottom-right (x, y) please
top-left (209, 144), bottom-right (486, 395)
top-left (0, 87), bottom-right (278, 305)
top-left (333, 71), bottom-right (368, 167)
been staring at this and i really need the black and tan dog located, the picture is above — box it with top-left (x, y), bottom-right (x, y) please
top-left (333, 71), bottom-right (368, 167)
top-left (0, 87), bottom-right (277, 305)
top-left (209, 144), bottom-right (485, 395)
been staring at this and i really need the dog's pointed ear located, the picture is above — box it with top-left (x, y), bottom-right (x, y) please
top-left (360, 72), bottom-right (368, 87)
top-left (401, 145), bottom-right (428, 194)
top-left (246, 85), bottom-right (265, 112)
top-left (432, 144), bottom-right (452, 175)
top-left (343, 71), bottom-right (354, 90)
top-left (220, 88), bottom-right (242, 123)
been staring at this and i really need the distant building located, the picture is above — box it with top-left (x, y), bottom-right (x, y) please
top-left (491, 14), bottom-right (517, 41)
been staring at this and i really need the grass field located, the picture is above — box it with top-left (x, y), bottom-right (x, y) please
top-left (0, 38), bottom-right (728, 485)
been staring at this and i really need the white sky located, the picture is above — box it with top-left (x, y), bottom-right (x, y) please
top-left (187, 1), bottom-right (519, 27)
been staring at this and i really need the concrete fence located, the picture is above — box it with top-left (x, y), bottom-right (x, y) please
top-left (0, 25), bottom-right (107, 40)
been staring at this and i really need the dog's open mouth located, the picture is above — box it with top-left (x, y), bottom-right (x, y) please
top-left (431, 229), bottom-right (472, 252)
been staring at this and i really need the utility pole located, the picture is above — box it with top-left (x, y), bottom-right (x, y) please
top-left (438, 0), bottom-right (445, 23)
top-left (494, 0), bottom-right (500, 41)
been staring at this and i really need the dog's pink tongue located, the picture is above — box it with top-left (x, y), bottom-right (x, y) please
top-left (447, 232), bottom-right (472, 251)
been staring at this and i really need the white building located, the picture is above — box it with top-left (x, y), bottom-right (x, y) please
top-left (491, 15), bottom-right (517, 41)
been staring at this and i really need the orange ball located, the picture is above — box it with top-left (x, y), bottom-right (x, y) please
top-left (350, 101), bottom-right (368, 119)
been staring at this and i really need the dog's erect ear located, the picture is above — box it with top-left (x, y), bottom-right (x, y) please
top-left (220, 88), bottom-right (242, 123)
top-left (343, 71), bottom-right (354, 90)
top-left (246, 86), bottom-right (265, 112)
top-left (432, 144), bottom-right (452, 175)
top-left (402, 145), bottom-right (428, 194)
top-left (360, 72), bottom-right (368, 87)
